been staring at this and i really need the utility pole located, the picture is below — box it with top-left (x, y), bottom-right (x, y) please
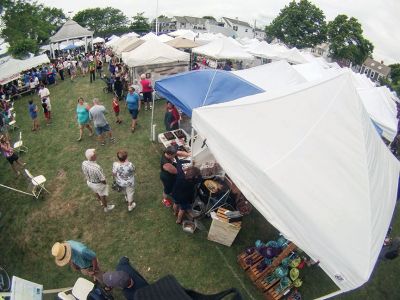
top-left (155, 0), bottom-right (159, 35)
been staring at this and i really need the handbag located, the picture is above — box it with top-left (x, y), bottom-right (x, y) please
top-left (111, 180), bottom-right (123, 192)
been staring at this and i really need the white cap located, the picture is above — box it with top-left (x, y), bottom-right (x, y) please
top-left (85, 148), bottom-right (96, 160)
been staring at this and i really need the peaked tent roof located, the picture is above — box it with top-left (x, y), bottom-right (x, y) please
top-left (192, 72), bottom-right (400, 296)
top-left (93, 37), bottom-right (105, 44)
top-left (123, 39), bottom-right (190, 68)
top-left (50, 20), bottom-right (93, 43)
top-left (141, 32), bottom-right (159, 41)
top-left (192, 37), bottom-right (254, 60)
top-left (233, 60), bottom-right (307, 90)
top-left (154, 69), bottom-right (264, 117)
top-left (114, 37), bottom-right (144, 57)
top-left (166, 37), bottom-right (199, 49)
top-left (0, 54), bottom-right (50, 85)
top-left (158, 34), bottom-right (174, 43)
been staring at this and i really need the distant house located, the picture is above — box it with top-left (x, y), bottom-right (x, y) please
top-left (310, 43), bottom-right (330, 58)
top-left (221, 17), bottom-right (253, 39)
top-left (254, 28), bottom-right (266, 40)
top-left (172, 16), bottom-right (218, 33)
top-left (151, 17), bottom-right (176, 34)
top-left (360, 58), bottom-right (391, 82)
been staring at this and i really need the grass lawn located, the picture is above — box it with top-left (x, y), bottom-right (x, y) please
top-left (0, 73), bottom-right (399, 300)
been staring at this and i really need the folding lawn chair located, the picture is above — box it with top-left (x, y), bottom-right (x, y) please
top-left (8, 113), bottom-right (17, 130)
top-left (203, 176), bottom-right (233, 216)
top-left (13, 132), bottom-right (28, 153)
top-left (57, 277), bottom-right (94, 300)
top-left (24, 169), bottom-right (49, 198)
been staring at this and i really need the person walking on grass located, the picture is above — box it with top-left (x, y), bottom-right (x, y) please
top-left (89, 98), bottom-right (115, 146)
top-left (38, 84), bottom-right (51, 121)
top-left (89, 60), bottom-right (96, 83)
top-left (126, 87), bottom-right (140, 133)
top-left (112, 96), bottom-right (122, 124)
top-left (139, 73), bottom-right (153, 111)
top-left (0, 135), bottom-right (25, 176)
top-left (28, 99), bottom-right (40, 131)
top-left (112, 150), bottom-right (136, 211)
top-left (82, 148), bottom-right (115, 212)
top-left (76, 97), bottom-right (93, 141)
top-left (51, 240), bottom-right (104, 284)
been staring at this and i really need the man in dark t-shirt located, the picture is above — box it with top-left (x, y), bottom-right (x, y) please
top-left (103, 257), bottom-right (148, 300)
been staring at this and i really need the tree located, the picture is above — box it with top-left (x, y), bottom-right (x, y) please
top-left (130, 13), bottom-right (150, 34)
top-left (265, 0), bottom-right (327, 48)
top-left (380, 64), bottom-right (400, 96)
top-left (327, 15), bottom-right (374, 65)
top-left (73, 7), bottom-right (130, 37)
top-left (203, 16), bottom-right (216, 21)
top-left (0, 0), bottom-right (66, 58)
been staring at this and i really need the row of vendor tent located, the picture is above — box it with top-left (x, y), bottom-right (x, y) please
top-left (190, 71), bottom-right (400, 298)
top-left (156, 65), bottom-right (400, 297)
top-left (155, 59), bottom-right (398, 142)
top-left (0, 54), bottom-right (50, 85)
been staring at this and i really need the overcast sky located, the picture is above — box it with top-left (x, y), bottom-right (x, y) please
top-left (40, 0), bottom-right (399, 64)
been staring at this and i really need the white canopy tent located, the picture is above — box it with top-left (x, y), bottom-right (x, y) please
top-left (121, 31), bottom-right (139, 38)
top-left (92, 37), bottom-right (105, 44)
top-left (110, 36), bottom-right (132, 50)
top-left (0, 54), bottom-right (50, 85)
top-left (233, 60), bottom-right (307, 90)
top-left (169, 29), bottom-right (196, 39)
top-left (123, 39), bottom-right (190, 68)
top-left (105, 36), bottom-right (120, 47)
top-left (192, 72), bottom-right (400, 299)
top-left (158, 34), bottom-right (174, 43)
top-left (141, 32), bottom-right (159, 41)
top-left (114, 37), bottom-right (144, 58)
top-left (192, 37), bottom-right (254, 61)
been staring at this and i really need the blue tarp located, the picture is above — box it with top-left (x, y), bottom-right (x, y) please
top-left (63, 44), bottom-right (78, 50)
top-left (154, 69), bottom-right (264, 117)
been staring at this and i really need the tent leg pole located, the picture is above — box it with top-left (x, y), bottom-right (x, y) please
top-left (150, 91), bottom-right (156, 141)
top-left (190, 128), bottom-right (194, 164)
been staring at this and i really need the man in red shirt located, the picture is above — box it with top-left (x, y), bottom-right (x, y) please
top-left (140, 73), bottom-right (153, 111)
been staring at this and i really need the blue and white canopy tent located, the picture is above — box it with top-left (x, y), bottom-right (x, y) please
top-left (154, 69), bottom-right (264, 117)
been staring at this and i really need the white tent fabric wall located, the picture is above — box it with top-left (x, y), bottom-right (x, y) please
top-left (233, 60), bottom-right (307, 90)
top-left (123, 39), bottom-right (190, 68)
top-left (0, 54), bottom-right (50, 85)
top-left (192, 37), bottom-right (254, 61)
top-left (357, 87), bottom-right (398, 141)
top-left (192, 72), bottom-right (400, 297)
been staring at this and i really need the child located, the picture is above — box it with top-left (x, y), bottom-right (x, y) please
top-left (28, 100), bottom-right (39, 131)
top-left (112, 96), bottom-right (121, 124)
top-left (41, 98), bottom-right (50, 125)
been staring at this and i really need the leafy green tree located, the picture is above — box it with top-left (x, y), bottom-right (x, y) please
top-left (130, 13), bottom-right (151, 34)
top-left (203, 16), bottom-right (216, 21)
top-left (73, 7), bottom-right (130, 37)
top-left (0, 0), bottom-right (66, 58)
top-left (327, 15), bottom-right (374, 65)
top-left (389, 64), bottom-right (400, 85)
top-left (265, 0), bottom-right (327, 48)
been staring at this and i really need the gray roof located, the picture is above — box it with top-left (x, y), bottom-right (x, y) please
top-left (363, 57), bottom-right (391, 76)
top-left (173, 16), bottom-right (217, 26)
top-left (222, 17), bottom-right (251, 28)
top-left (50, 20), bottom-right (93, 43)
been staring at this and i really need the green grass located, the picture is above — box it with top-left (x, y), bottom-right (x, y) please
top-left (0, 74), bottom-right (398, 300)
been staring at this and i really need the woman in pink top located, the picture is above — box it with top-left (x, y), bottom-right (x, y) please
top-left (140, 73), bottom-right (153, 111)
top-left (0, 135), bottom-right (25, 176)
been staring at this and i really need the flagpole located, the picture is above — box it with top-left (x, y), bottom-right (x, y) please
top-left (155, 0), bottom-right (159, 35)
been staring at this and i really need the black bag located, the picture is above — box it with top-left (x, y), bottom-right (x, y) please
top-left (134, 275), bottom-right (243, 300)
top-left (111, 180), bottom-right (122, 192)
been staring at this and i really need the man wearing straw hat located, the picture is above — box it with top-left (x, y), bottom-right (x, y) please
top-left (51, 240), bottom-right (104, 283)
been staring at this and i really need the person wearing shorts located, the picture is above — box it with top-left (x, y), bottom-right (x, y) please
top-left (89, 98), bottom-right (114, 146)
top-left (28, 100), bottom-right (40, 131)
top-left (140, 74), bottom-right (153, 111)
top-left (0, 135), bottom-right (25, 176)
top-left (125, 87), bottom-right (140, 133)
top-left (82, 148), bottom-right (115, 212)
top-left (112, 150), bottom-right (136, 211)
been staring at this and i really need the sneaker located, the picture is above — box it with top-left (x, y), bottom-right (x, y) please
top-left (162, 198), bottom-right (172, 207)
top-left (128, 202), bottom-right (136, 211)
top-left (104, 204), bottom-right (115, 212)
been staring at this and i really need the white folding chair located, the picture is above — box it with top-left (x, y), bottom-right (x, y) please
top-left (8, 112), bottom-right (17, 130)
top-left (13, 131), bottom-right (28, 153)
top-left (24, 169), bottom-right (49, 198)
top-left (57, 277), bottom-right (94, 300)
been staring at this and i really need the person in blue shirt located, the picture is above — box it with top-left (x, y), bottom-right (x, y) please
top-left (52, 240), bottom-right (104, 283)
top-left (28, 100), bottom-right (39, 131)
top-left (125, 87), bottom-right (141, 133)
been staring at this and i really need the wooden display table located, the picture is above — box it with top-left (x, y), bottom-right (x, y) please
top-left (208, 208), bottom-right (241, 247)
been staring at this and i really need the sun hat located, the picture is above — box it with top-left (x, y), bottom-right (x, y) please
top-left (85, 148), bottom-right (96, 160)
top-left (51, 242), bottom-right (72, 267)
top-left (103, 271), bottom-right (131, 288)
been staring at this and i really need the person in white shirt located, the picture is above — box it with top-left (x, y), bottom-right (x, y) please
top-left (38, 84), bottom-right (52, 120)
